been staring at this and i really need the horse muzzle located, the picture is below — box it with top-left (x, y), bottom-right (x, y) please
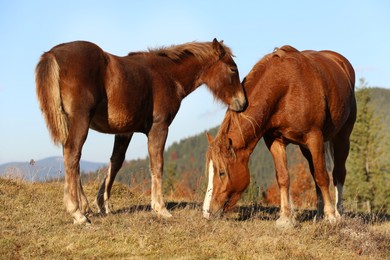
top-left (203, 208), bottom-right (224, 219)
top-left (229, 95), bottom-right (247, 112)
top-left (203, 198), bottom-right (231, 219)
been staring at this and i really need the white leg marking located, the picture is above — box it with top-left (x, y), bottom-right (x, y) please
top-left (335, 183), bottom-right (343, 217)
top-left (203, 160), bottom-right (215, 219)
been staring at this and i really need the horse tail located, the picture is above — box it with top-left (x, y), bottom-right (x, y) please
top-left (324, 141), bottom-right (334, 173)
top-left (35, 52), bottom-right (69, 146)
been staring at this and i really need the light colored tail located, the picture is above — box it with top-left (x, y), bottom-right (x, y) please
top-left (324, 141), bottom-right (334, 173)
top-left (35, 52), bottom-right (69, 145)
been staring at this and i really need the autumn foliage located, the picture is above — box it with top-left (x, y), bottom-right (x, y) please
top-left (263, 162), bottom-right (317, 208)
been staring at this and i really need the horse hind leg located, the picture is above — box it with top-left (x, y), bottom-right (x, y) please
top-left (78, 178), bottom-right (90, 216)
top-left (96, 134), bottom-right (132, 214)
top-left (63, 114), bottom-right (91, 224)
top-left (306, 131), bottom-right (336, 223)
top-left (299, 146), bottom-right (325, 220)
top-left (332, 133), bottom-right (351, 219)
top-left (148, 123), bottom-right (172, 218)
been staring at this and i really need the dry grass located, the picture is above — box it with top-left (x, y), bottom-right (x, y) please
top-left (1, 177), bottom-right (389, 259)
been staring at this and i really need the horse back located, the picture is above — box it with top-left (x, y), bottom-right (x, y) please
top-left (49, 41), bottom-right (108, 79)
top-left (317, 50), bottom-right (355, 88)
top-left (303, 50), bottom-right (356, 135)
top-left (47, 41), bottom-right (108, 110)
top-left (248, 46), bottom-right (356, 142)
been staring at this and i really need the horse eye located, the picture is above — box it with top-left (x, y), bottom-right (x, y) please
top-left (219, 171), bottom-right (226, 177)
top-left (230, 67), bottom-right (238, 73)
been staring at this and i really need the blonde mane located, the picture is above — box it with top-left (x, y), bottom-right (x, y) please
top-left (206, 111), bottom-right (258, 178)
top-left (148, 41), bottom-right (234, 62)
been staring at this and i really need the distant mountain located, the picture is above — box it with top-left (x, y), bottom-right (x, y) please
top-left (0, 157), bottom-right (106, 182)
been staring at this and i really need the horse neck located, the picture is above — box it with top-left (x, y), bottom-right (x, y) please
top-left (225, 81), bottom-right (279, 154)
top-left (218, 112), bottom-right (261, 157)
top-left (165, 56), bottom-right (211, 98)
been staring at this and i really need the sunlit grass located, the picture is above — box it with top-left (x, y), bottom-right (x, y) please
top-left (1, 177), bottom-right (389, 259)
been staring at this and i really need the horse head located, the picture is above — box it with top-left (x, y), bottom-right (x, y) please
top-left (203, 132), bottom-right (250, 219)
top-left (200, 39), bottom-right (247, 112)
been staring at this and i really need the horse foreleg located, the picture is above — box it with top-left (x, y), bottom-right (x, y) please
top-left (96, 134), bottom-right (132, 214)
top-left (63, 117), bottom-right (90, 224)
top-left (147, 124), bottom-right (172, 218)
top-left (265, 137), bottom-right (294, 228)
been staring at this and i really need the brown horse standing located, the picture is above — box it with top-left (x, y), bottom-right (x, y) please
top-left (36, 39), bottom-right (247, 224)
top-left (203, 46), bottom-right (356, 227)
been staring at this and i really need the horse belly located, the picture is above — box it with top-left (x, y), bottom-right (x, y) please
top-left (90, 102), bottom-right (151, 134)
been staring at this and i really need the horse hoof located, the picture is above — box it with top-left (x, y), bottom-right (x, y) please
top-left (276, 217), bottom-right (294, 228)
top-left (156, 208), bottom-right (173, 219)
top-left (335, 209), bottom-right (343, 220)
top-left (73, 215), bottom-right (91, 225)
top-left (325, 215), bottom-right (337, 224)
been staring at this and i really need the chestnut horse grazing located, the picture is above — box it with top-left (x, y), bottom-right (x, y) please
top-left (36, 39), bottom-right (247, 224)
top-left (203, 46), bottom-right (356, 227)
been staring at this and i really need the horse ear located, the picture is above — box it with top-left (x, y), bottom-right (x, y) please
top-left (212, 38), bottom-right (226, 58)
top-left (220, 137), bottom-right (235, 159)
top-left (221, 135), bottom-right (231, 150)
top-left (206, 132), bottom-right (214, 144)
top-left (224, 137), bottom-right (234, 151)
top-left (228, 138), bottom-right (236, 159)
top-left (228, 137), bottom-right (233, 147)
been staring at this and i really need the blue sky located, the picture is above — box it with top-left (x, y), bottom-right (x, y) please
top-left (0, 0), bottom-right (389, 164)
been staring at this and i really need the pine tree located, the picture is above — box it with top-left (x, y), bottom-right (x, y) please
top-left (164, 161), bottom-right (178, 198)
top-left (346, 79), bottom-right (390, 213)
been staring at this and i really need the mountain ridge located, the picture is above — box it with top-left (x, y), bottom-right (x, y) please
top-left (0, 156), bottom-right (106, 182)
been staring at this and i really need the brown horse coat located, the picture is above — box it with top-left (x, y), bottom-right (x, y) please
top-left (36, 39), bottom-right (247, 224)
top-left (204, 46), bottom-right (356, 226)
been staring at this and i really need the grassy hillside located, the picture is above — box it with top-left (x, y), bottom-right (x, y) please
top-left (1, 177), bottom-right (389, 259)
